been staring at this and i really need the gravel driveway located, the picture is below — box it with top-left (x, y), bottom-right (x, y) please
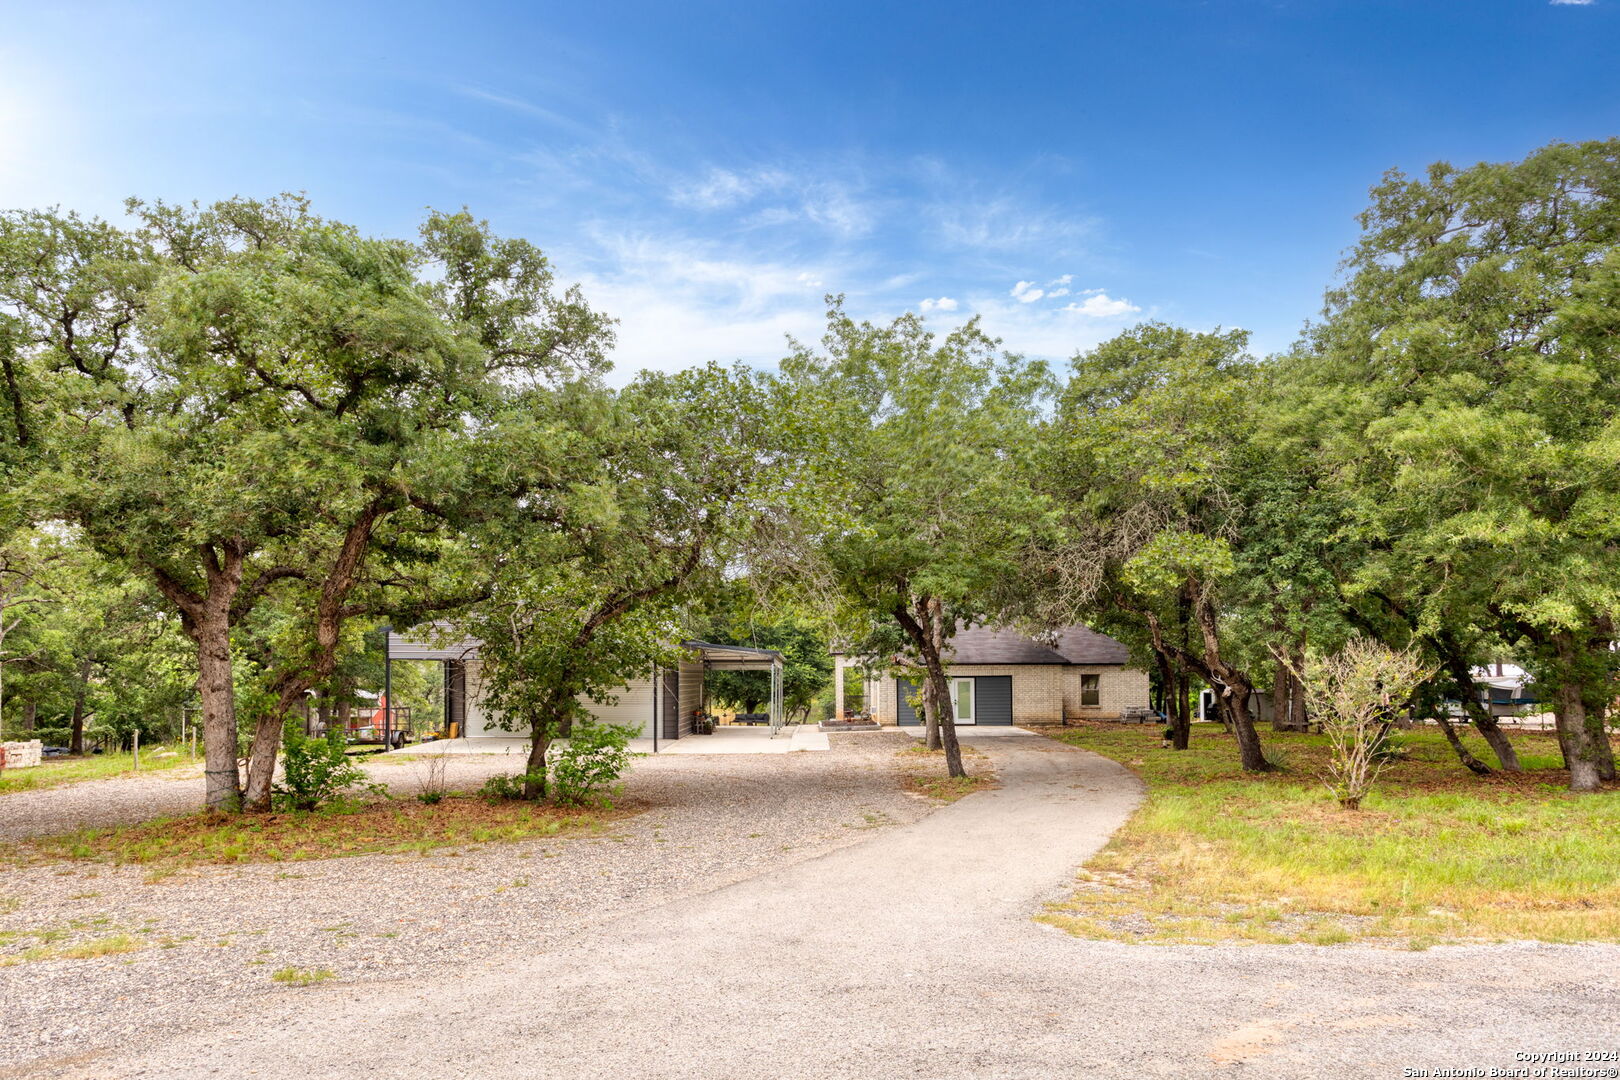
top-left (8, 732), bottom-right (1619, 1080)
top-left (0, 732), bottom-right (931, 1073)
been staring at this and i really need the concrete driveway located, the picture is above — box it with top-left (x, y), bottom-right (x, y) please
top-left (48, 733), bottom-right (1620, 1079)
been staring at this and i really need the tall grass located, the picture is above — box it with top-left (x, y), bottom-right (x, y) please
top-left (1035, 723), bottom-right (1620, 944)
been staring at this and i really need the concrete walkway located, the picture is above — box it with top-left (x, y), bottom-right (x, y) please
top-left (385, 725), bottom-right (828, 758)
top-left (49, 734), bottom-right (1620, 1079)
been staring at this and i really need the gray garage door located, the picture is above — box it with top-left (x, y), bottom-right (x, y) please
top-left (896, 676), bottom-right (1013, 726)
top-left (975, 675), bottom-right (1013, 725)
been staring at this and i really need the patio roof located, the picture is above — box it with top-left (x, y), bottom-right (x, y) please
top-left (683, 640), bottom-right (784, 668)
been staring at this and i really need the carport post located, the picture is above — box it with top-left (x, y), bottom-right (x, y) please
top-left (382, 624), bottom-right (392, 748)
top-left (834, 657), bottom-right (845, 722)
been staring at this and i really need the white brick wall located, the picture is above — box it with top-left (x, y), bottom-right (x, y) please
top-left (1, 740), bottom-right (43, 769)
top-left (873, 665), bottom-right (1147, 724)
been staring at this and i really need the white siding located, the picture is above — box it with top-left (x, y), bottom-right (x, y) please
top-left (464, 659), bottom-right (662, 739)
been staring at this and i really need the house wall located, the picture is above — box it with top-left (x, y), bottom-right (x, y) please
top-left (677, 660), bottom-right (704, 736)
top-left (1061, 666), bottom-right (1151, 721)
top-left (465, 659), bottom-right (664, 739)
top-left (872, 664), bottom-right (1150, 724)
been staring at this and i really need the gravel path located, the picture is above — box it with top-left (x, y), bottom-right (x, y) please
top-left (0, 732), bottom-right (929, 1072)
top-left (0, 749), bottom-right (539, 843)
top-left (7, 733), bottom-right (1619, 1079)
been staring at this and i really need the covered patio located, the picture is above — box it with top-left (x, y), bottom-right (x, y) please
top-left (382, 632), bottom-right (797, 751)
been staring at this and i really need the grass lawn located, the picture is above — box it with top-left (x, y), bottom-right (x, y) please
top-left (1030, 721), bottom-right (1620, 947)
top-left (4, 795), bottom-right (631, 871)
top-left (0, 750), bottom-right (195, 795)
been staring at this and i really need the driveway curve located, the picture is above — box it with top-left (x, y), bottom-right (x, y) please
top-left (41, 734), bottom-right (1620, 1079)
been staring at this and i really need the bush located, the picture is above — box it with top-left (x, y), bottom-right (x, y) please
top-left (550, 723), bottom-right (637, 807)
top-left (479, 772), bottom-right (543, 801)
top-left (275, 726), bottom-right (377, 811)
top-left (1299, 638), bottom-right (1430, 810)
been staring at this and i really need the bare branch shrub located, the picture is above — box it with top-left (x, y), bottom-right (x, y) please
top-left (1297, 637), bottom-right (1431, 810)
top-left (414, 747), bottom-right (453, 804)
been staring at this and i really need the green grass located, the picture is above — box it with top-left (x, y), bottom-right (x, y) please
top-left (0, 750), bottom-right (194, 795)
top-left (271, 966), bottom-right (335, 987)
top-left (1030, 721), bottom-right (1620, 946)
top-left (0, 922), bottom-right (144, 966)
top-left (4, 795), bottom-right (629, 868)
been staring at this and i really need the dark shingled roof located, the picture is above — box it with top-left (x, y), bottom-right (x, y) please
top-left (941, 624), bottom-right (1131, 667)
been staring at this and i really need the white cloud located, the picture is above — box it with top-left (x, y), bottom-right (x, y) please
top-left (671, 166), bottom-right (792, 209)
top-left (1550, 1), bottom-right (1595, 5)
top-left (920, 296), bottom-right (959, 312)
top-left (1065, 292), bottom-right (1140, 318)
top-left (927, 193), bottom-right (1095, 256)
top-left (672, 167), bottom-right (874, 239)
top-left (1011, 280), bottom-right (1045, 303)
top-left (564, 229), bottom-right (842, 384)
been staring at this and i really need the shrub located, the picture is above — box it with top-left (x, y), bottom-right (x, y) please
top-left (479, 772), bottom-right (543, 801)
top-left (1299, 638), bottom-right (1430, 810)
top-left (550, 723), bottom-right (637, 807)
top-left (275, 726), bottom-right (377, 811)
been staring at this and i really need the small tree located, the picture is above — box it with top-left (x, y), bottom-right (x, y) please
top-left (1298, 637), bottom-right (1430, 810)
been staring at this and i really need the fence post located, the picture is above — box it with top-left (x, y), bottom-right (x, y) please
top-left (133, 729), bottom-right (140, 771)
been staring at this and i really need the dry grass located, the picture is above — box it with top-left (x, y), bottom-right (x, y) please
top-left (3, 795), bottom-right (633, 869)
top-left (1029, 721), bottom-right (1620, 947)
top-left (897, 743), bottom-right (997, 803)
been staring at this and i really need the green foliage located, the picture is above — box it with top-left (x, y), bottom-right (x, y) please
top-left (698, 604), bottom-right (833, 719)
top-left (274, 725), bottom-right (374, 812)
top-left (548, 723), bottom-right (637, 807)
top-left (778, 301), bottom-right (1056, 665)
top-left (480, 772), bottom-right (546, 802)
top-left (462, 362), bottom-right (791, 770)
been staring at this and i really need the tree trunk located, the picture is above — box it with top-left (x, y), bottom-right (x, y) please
top-left (1190, 591), bottom-right (1269, 773)
top-left (892, 597), bottom-right (964, 778)
top-left (240, 711), bottom-right (284, 811)
top-left (243, 501), bottom-right (391, 812)
top-left (192, 608), bottom-right (243, 811)
top-left (1434, 711), bottom-right (1492, 775)
top-left (68, 657), bottom-right (92, 755)
top-left (522, 684), bottom-right (578, 800)
top-left (1552, 630), bottom-right (1604, 793)
top-left (1270, 660), bottom-right (1289, 732)
top-left (1585, 698), bottom-right (1616, 784)
top-left (1217, 678), bottom-right (1269, 772)
top-left (21, 700), bottom-right (34, 733)
top-left (1176, 670), bottom-right (1191, 745)
top-left (523, 727), bottom-right (553, 801)
top-left (316, 695), bottom-right (331, 738)
top-left (1155, 649), bottom-right (1190, 749)
top-left (1433, 633), bottom-right (1520, 771)
top-left (921, 682), bottom-right (941, 751)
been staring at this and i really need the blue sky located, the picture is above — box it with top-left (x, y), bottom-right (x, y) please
top-left (2, 1), bottom-right (1615, 380)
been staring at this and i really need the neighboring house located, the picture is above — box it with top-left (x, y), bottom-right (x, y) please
top-left (386, 632), bottom-right (784, 746)
top-left (839, 624), bottom-right (1150, 727)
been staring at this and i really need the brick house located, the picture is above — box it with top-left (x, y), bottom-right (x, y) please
top-left (842, 625), bottom-right (1150, 727)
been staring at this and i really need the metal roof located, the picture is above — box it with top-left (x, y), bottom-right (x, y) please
top-left (681, 640), bottom-right (784, 667)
